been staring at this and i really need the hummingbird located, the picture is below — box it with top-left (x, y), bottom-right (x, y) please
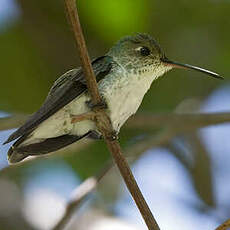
top-left (4, 33), bottom-right (222, 163)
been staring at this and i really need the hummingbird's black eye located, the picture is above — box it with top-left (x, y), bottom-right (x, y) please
top-left (140, 46), bottom-right (150, 56)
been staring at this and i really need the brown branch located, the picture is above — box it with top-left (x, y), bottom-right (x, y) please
top-left (53, 163), bottom-right (112, 230)
top-left (64, 0), bottom-right (101, 104)
top-left (216, 219), bottom-right (230, 230)
top-left (62, 0), bottom-right (160, 230)
top-left (126, 112), bottom-right (230, 130)
top-left (125, 129), bottom-right (175, 158)
top-left (53, 178), bottom-right (97, 230)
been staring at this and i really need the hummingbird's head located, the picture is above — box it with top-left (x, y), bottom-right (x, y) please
top-left (108, 33), bottom-right (223, 80)
top-left (108, 33), bottom-right (167, 76)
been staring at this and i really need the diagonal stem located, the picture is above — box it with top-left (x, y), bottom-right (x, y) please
top-left (64, 0), bottom-right (101, 104)
top-left (52, 162), bottom-right (112, 230)
top-left (105, 139), bottom-right (160, 229)
top-left (62, 0), bottom-right (160, 229)
top-left (216, 219), bottom-right (230, 230)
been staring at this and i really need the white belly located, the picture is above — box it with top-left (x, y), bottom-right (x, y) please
top-left (103, 78), bottom-right (150, 131)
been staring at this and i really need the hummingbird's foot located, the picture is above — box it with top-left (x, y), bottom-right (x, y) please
top-left (85, 99), bottom-right (108, 111)
top-left (70, 112), bottom-right (96, 123)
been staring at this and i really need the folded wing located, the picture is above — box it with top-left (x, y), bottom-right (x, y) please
top-left (4, 55), bottom-right (113, 144)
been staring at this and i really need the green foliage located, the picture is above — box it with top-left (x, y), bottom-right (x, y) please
top-left (78, 0), bottom-right (150, 41)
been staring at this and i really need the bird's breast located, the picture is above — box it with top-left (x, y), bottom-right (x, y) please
top-left (99, 71), bottom-right (155, 131)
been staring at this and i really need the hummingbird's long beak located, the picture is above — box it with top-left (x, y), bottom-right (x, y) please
top-left (161, 58), bottom-right (223, 79)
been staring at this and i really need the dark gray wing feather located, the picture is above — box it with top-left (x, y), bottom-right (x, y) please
top-left (4, 56), bottom-right (113, 144)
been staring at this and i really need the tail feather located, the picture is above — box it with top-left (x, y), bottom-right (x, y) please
top-left (8, 132), bottom-right (90, 163)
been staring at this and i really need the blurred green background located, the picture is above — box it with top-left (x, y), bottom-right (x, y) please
top-left (0, 0), bottom-right (229, 229)
top-left (1, 0), bottom-right (229, 113)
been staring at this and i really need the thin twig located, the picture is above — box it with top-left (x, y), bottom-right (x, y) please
top-left (54, 178), bottom-right (97, 230)
top-left (126, 112), bottom-right (230, 130)
top-left (216, 219), bottom-right (230, 230)
top-left (53, 162), bottom-right (112, 230)
top-left (126, 129), bottom-right (174, 157)
top-left (64, 0), bottom-right (101, 104)
top-left (62, 0), bottom-right (160, 230)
